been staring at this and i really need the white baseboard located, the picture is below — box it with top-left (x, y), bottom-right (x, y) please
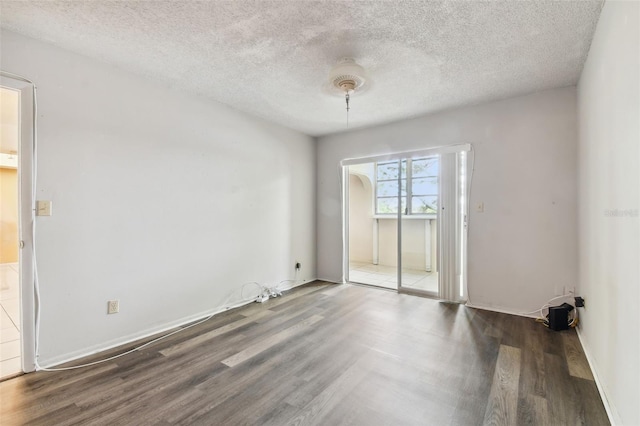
top-left (38, 278), bottom-right (319, 369)
top-left (315, 277), bottom-right (344, 284)
top-left (464, 301), bottom-right (539, 319)
top-left (279, 278), bottom-right (319, 291)
top-left (465, 301), bottom-right (618, 425)
top-left (38, 299), bottom-right (253, 369)
top-left (575, 327), bottom-right (619, 426)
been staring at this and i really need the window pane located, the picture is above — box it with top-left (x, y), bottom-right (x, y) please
top-left (377, 197), bottom-right (407, 214)
top-left (377, 180), bottom-right (407, 197)
top-left (412, 196), bottom-right (437, 214)
top-left (412, 177), bottom-right (438, 196)
top-left (377, 198), bottom-right (397, 214)
top-left (377, 180), bottom-right (397, 197)
top-left (412, 158), bottom-right (438, 178)
top-left (377, 162), bottom-right (399, 180)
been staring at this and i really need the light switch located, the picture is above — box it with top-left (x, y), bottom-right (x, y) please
top-left (36, 200), bottom-right (52, 216)
top-left (476, 202), bottom-right (484, 213)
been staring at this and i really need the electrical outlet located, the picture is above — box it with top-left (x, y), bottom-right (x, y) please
top-left (107, 300), bottom-right (119, 314)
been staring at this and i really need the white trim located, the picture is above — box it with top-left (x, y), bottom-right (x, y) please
top-left (39, 302), bottom-right (251, 368)
top-left (341, 166), bottom-right (349, 284)
top-left (575, 327), bottom-right (619, 426)
top-left (372, 219), bottom-right (379, 265)
top-left (465, 298), bottom-right (616, 426)
top-left (340, 143), bottom-right (471, 166)
top-left (1, 75), bottom-right (36, 374)
top-left (424, 219), bottom-right (432, 272)
top-left (373, 214), bottom-right (436, 220)
top-left (438, 153), bottom-right (456, 301)
top-left (0, 153), bottom-right (18, 169)
top-left (316, 278), bottom-right (344, 284)
top-left (38, 279), bottom-right (315, 368)
top-left (464, 301), bottom-right (539, 319)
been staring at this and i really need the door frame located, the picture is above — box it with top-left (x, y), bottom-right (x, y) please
top-left (341, 144), bottom-right (470, 300)
top-left (1, 74), bottom-right (37, 373)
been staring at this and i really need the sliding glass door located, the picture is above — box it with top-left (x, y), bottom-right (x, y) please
top-left (346, 161), bottom-right (397, 289)
top-left (344, 145), bottom-right (468, 302)
top-left (399, 156), bottom-right (439, 296)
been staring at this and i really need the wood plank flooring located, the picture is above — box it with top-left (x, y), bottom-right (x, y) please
top-left (0, 282), bottom-right (609, 425)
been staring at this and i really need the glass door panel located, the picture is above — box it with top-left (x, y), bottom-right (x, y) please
top-left (399, 156), bottom-right (439, 296)
top-left (346, 162), bottom-right (398, 289)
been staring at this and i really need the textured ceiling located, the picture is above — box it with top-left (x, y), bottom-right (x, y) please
top-left (0, 1), bottom-right (603, 136)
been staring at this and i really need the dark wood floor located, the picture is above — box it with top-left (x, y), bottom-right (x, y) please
top-left (0, 282), bottom-right (609, 425)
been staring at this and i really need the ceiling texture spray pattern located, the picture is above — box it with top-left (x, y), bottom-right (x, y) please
top-left (0, 1), bottom-right (603, 136)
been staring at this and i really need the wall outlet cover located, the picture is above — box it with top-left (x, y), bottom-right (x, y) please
top-left (107, 300), bottom-right (119, 314)
top-left (36, 200), bottom-right (53, 216)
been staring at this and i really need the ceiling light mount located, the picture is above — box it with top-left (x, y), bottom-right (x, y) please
top-left (329, 57), bottom-right (366, 94)
top-left (328, 58), bottom-right (367, 126)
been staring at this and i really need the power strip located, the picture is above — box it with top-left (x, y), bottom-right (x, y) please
top-left (255, 294), bottom-right (269, 303)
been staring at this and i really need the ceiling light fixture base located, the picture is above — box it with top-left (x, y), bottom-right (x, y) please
top-left (329, 58), bottom-right (367, 94)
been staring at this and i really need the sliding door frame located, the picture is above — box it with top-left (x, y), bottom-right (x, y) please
top-left (342, 144), bottom-right (470, 300)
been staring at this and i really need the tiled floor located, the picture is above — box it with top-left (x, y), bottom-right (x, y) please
top-left (0, 263), bottom-right (21, 379)
top-left (349, 261), bottom-right (438, 294)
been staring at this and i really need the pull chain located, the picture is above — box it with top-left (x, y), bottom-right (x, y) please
top-left (345, 93), bottom-right (350, 127)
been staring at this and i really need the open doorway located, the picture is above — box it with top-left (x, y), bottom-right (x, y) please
top-left (0, 86), bottom-right (22, 378)
top-left (0, 73), bottom-right (36, 379)
top-left (344, 146), bottom-right (468, 303)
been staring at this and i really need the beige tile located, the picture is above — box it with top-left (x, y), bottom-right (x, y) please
top-left (0, 265), bottom-right (18, 290)
top-left (349, 271), bottom-right (373, 280)
top-left (349, 262), bottom-right (439, 292)
top-left (0, 289), bottom-right (19, 301)
top-left (0, 356), bottom-right (22, 379)
top-left (0, 326), bottom-right (19, 344)
top-left (405, 276), bottom-right (439, 293)
top-left (354, 276), bottom-right (380, 284)
top-left (0, 308), bottom-right (16, 330)
top-left (2, 299), bottom-right (20, 327)
top-left (0, 339), bottom-right (21, 360)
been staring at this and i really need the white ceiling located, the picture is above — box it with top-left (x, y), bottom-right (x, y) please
top-left (0, 1), bottom-right (603, 136)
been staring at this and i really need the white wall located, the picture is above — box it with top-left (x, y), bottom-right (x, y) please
top-left (317, 87), bottom-right (578, 314)
top-left (347, 174), bottom-right (373, 263)
top-left (577, 1), bottom-right (640, 424)
top-left (1, 30), bottom-right (316, 366)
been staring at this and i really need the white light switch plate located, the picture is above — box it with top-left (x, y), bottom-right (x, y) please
top-left (36, 200), bottom-right (52, 216)
top-left (476, 202), bottom-right (484, 213)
